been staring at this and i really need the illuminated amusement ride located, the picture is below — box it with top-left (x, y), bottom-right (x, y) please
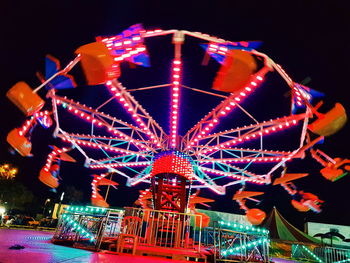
top-left (6, 24), bottom-right (349, 227)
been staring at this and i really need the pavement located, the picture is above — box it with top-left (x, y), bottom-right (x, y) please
top-left (0, 229), bottom-right (189, 263)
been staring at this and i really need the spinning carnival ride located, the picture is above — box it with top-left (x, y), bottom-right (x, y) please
top-left (6, 25), bottom-right (348, 225)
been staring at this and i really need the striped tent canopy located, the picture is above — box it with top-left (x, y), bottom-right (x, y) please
top-left (263, 207), bottom-right (320, 244)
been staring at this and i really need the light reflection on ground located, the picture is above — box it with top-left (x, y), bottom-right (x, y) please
top-left (0, 229), bottom-right (188, 263)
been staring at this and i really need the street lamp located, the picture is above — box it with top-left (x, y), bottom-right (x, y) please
top-left (60, 192), bottom-right (65, 202)
top-left (0, 206), bottom-right (5, 225)
top-left (0, 206), bottom-right (5, 215)
top-left (43, 198), bottom-right (51, 217)
top-left (56, 192), bottom-right (65, 218)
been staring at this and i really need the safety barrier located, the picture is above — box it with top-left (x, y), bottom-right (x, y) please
top-left (292, 244), bottom-right (350, 263)
top-left (52, 205), bottom-right (270, 262)
top-left (53, 205), bottom-right (203, 254)
top-left (123, 207), bottom-right (203, 253)
top-left (213, 221), bottom-right (270, 262)
top-left (53, 206), bottom-right (124, 249)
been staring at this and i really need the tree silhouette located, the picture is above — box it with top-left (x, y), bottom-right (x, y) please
top-left (314, 228), bottom-right (345, 247)
top-left (0, 179), bottom-right (33, 211)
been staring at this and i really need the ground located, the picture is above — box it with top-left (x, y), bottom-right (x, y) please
top-left (0, 229), bottom-right (189, 263)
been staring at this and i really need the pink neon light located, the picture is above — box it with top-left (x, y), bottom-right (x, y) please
top-left (91, 173), bottom-right (109, 198)
top-left (195, 113), bottom-right (306, 155)
top-left (42, 147), bottom-right (68, 172)
top-left (105, 81), bottom-right (162, 147)
top-left (18, 111), bottom-right (51, 136)
top-left (90, 161), bottom-right (151, 169)
top-left (143, 29), bottom-right (163, 36)
top-left (99, 35), bottom-right (147, 64)
top-left (192, 172), bottom-right (224, 195)
top-left (199, 155), bottom-right (291, 164)
top-left (129, 166), bottom-right (152, 186)
top-left (186, 67), bottom-right (270, 149)
top-left (292, 84), bottom-right (312, 108)
top-left (131, 166), bottom-right (224, 194)
top-left (199, 119), bottom-right (300, 154)
top-left (18, 118), bottom-right (35, 136)
top-left (200, 167), bottom-right (265, 184)
top-left (170, 59), bottom-right (182, 148)
top-left (60, 135), bottom-right (148, 157)
top-left (56, 99), bottom-right (153, 151)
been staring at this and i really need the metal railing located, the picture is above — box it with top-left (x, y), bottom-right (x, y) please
top-left (212, 223), bottom-right (269, 263)
top-left (316, 246), bottom-right (350, 263)
top-left (95, 209), bottom-right (124, 250)
top-left (53, 205), bottom-right (271, 263)
top-left (124, 207), bottom-right (203, 253)
top-left (53, 206), bottom-right (124, 250)
top-left (292, 244), bottom-right (350, 263)
top-left (53, 206), bottom-right (203, 254)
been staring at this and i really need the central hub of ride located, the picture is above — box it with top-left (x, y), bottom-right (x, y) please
top-left (150, 151), bottom-right (194, 213)
top-left (151, 151), bottom-right (194, 179)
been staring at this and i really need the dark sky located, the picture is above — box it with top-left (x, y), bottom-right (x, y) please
top-left (1, 0), bottom-right (350, 229)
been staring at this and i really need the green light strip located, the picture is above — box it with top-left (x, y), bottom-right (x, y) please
top-left (219, 221), bottom-right (269, 235)
top-left (221, 238), bottom-right (269, 256)
top-left (61, 214), bottom-right (95, 242)
top-left (301, 245), bottom-right (323, 263)
top-left (66, 205), bottom-right (107, 214)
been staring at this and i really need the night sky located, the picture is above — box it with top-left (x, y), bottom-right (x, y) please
top-left (1, 1), bottom-right (350, 229)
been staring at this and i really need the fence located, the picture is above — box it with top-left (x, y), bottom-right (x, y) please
top-left (53, 205), bottom-right (271, 262)
top-left (210, 221), bottom-right (270, 262)
top-left (123, 207), bottom-right (203, 253)
top-left (52, 206), bottom-right (124, 249)
top-left (292, 244), bottom-right (350, 263)
top-left (53, 205), bottom-right (203, 253)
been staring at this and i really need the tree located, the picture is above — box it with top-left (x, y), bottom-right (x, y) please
top-left (0, 179), bottom-right (33, 211)
top-left (314, 228), bottom-right (345, 247)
